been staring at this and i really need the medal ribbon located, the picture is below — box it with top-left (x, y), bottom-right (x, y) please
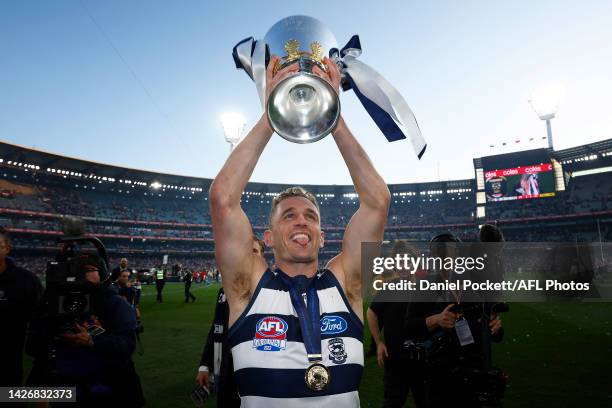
top-left (277, 271), bottom-right (322, 363)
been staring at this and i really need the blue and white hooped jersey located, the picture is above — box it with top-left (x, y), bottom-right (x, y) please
top-left (228, 268), bottom-right (364, 407)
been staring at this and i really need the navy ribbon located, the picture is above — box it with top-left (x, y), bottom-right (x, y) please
top-left (334, 35), bottom-right (427, 159)
top-left (277, 270), bottom-right (321, 363)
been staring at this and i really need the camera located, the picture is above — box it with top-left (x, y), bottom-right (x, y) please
top-left (402, 329), bottom-right (450, 363)
top-left (44, 234), bottom-right (109, 334)
top-left (402, 302), bottom-right (509, 406)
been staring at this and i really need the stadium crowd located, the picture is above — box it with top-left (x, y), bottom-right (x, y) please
top-left (1, 163), bottom-right (611, 278)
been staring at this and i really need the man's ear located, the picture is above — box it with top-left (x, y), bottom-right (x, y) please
top-left (320, 230), bottom-right (325, 248)
top-left (263, 229), bottom-right (274, 248)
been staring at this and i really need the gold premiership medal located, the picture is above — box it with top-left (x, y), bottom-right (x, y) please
top-left (305, 362), bottom-right (330, 391)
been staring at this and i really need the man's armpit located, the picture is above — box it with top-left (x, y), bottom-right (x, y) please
top-left (231, 272), bottom-right (252, 302)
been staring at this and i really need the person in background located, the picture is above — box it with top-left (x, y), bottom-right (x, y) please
top-left (0, 227), bottom-right (43, 386)
top-left (183, 266), bottom-right (196, 303)
top-left (155, 265), bottom-right (165, 303)
top-left (196, 235), bottom-right (265, 407)
top-left (111, 257), bottom-right (129, 283)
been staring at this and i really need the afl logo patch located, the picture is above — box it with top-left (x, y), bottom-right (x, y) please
top-left (253, 316), bottom-right (288, 351)
top-left (320, 315), bottom-right (347, 335)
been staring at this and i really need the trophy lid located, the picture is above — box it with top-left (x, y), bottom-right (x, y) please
top-left (264, 15), bottom-right (338, 62)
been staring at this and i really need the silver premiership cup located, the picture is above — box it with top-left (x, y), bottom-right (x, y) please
top-left (264, 15), bottom-right (340, 143)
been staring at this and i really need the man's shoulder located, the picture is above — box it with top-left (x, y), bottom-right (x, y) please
top-left (104, 292), bottom-right (137, 324)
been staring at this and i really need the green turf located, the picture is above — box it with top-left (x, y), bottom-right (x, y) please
top-left (24, 284), bottom-right (612, 407)
top-left (132, 284), bottom-right (612, 407)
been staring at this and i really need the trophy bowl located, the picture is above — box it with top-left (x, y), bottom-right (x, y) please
top-left (264, 15), bottom-right (340, 143)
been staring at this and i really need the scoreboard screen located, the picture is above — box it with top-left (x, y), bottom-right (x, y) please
top-left (480, 149), bottom-right (556, 202)
top-left (484, 163), bottom-right (555, 202)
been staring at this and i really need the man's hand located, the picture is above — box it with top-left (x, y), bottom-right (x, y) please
top-left (195, 371), bottom-right (209, 388)
top-left (489, 313), bottom-right (502, 335)
top-left (376, 342), bottom-right (389, 368)
top-left (312, 57), bottom-right (342, 95)
top-left (426, 304), bottom-right (457, 330)
top-left (265, 55), bottom-right (299, 109)
top-left (60, 323), bottom-right (93, 347)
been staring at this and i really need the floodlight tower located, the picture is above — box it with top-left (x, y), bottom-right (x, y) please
top-left (529, 84), bottom-right (563, 150)
top-left (220, 113), bottom-right (246, 152)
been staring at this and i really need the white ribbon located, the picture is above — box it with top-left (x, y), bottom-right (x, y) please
top-left (233, 38), bottom-right (267, 108)
top-left (340, 55), bottom-right (427, 159)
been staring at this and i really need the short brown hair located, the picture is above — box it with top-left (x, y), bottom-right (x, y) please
top-left (269, 186), bottom-right (320, 226)
top-left (252, 234), bottom-right (265, 255)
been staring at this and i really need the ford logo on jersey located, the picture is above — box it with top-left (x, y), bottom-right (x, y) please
top-left (253, 316), bottom-right (288, 351)
top-left (320, 315), bottom-right (347, 335)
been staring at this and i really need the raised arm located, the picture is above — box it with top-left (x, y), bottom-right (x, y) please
top-left (209, 114), bottom-right (272, 303)
top-left (210, 57), bottom-right (298, 311)
top-left (332, 117), bottom-right (390, 309)
top-left (318, 58), bottom-right (391, 314)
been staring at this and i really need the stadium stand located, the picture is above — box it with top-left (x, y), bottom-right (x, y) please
top-left (1, 139), bottom-right (611, 277)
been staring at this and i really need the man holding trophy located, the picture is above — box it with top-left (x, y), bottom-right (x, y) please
top-left (210, 16), bottom-right (424, 407)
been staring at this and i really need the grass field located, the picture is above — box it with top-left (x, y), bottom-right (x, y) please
top-left (130, 283), bottom-right (612, 407)
top-left (22, 283), bottom-right (610, 407)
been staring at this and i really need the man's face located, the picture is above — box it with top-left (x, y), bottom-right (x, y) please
top-left (117, 271), bottom-right (130, 287)
top-left (84, 265), bottom-right (101, 285)
top-left (264, 196), bottom-right (324, 264)
top-left (120, 259), bottom-right (128, 269)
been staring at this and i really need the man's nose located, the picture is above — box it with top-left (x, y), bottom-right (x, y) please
top-left (294, 214), bottom-right (308, 225)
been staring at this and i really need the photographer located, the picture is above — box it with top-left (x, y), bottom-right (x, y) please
top-left (412, 302), bottom-right (504, 407)
top-left (0, 228), bottom-right (43, 386)
top-left (26, 252), bottom-right (144, 406)
top-left (405, 233), bottom-right (505, 408)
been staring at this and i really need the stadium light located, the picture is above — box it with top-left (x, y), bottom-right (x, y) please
top-left (529, 83), bottom-right (564, 150)
top-left (220, 112), bottom-right (246, 151)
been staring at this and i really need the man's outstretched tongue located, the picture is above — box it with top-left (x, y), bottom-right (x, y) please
top-left (293, 234), bottom-right (309, 246)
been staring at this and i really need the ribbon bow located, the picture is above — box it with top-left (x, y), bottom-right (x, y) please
top-left (232, 35), bottom-right (427, 159)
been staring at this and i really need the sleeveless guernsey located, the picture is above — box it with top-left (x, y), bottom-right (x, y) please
top-left (227, 268), bottom-right (364, 407)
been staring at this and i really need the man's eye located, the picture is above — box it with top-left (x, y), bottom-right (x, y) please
top-left (285, 213), bottom-right (294, 219)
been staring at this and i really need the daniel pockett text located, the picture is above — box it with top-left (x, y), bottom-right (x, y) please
top-left (360, 242), bottom-right (611, 302)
